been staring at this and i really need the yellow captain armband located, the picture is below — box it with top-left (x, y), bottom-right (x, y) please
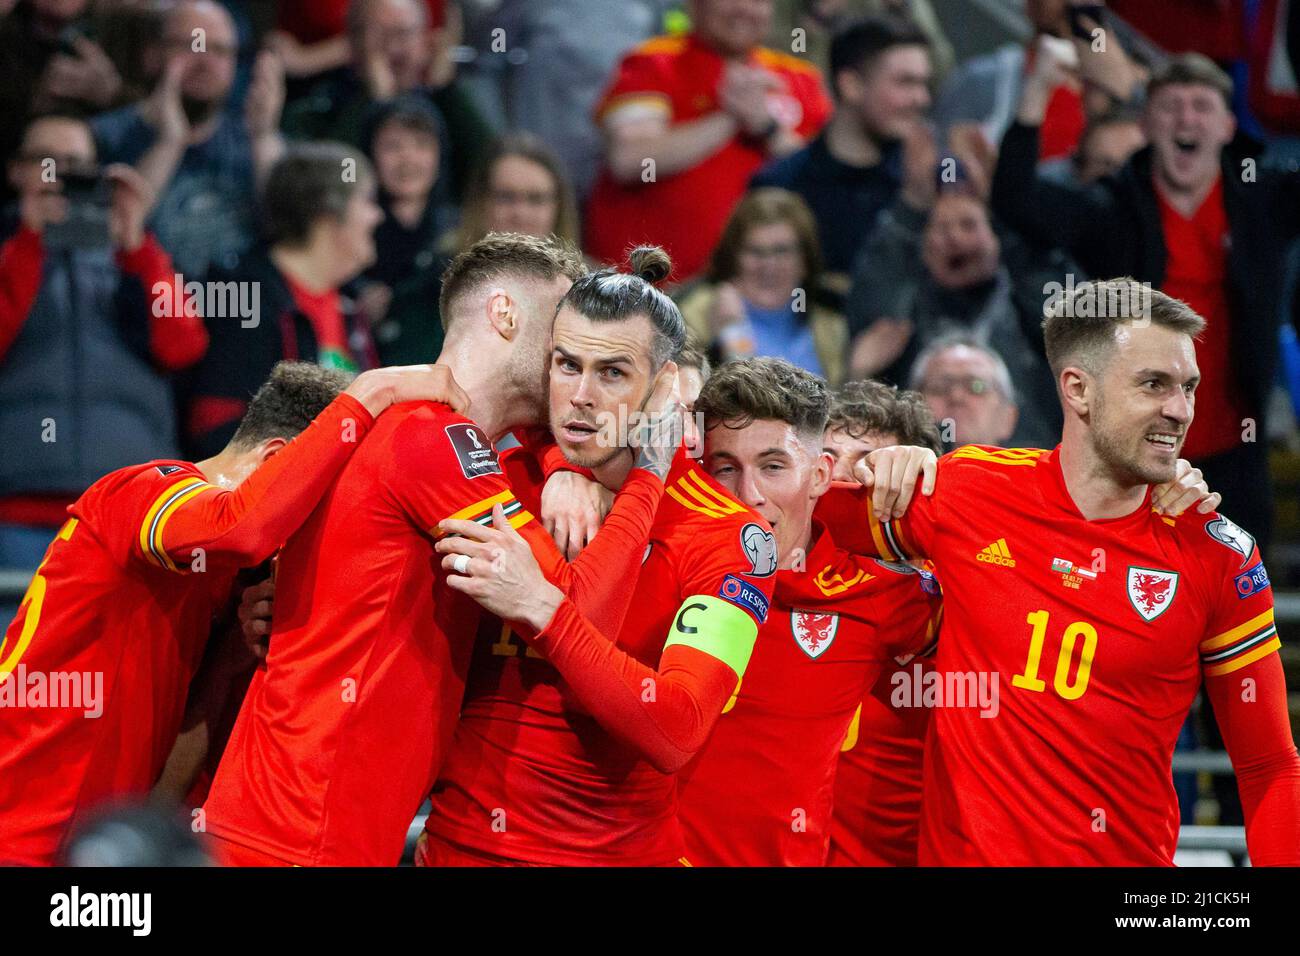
top-left (662, 594), bottom-right (760, 679)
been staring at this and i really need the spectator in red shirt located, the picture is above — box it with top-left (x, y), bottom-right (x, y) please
top-left (934, 0), bottom-right (1140, 163)
top-left (0, 113), bottom-right (206, 595)
top-left (585, 0), bottom-right (832, 282)
top-left (184, 142), bottom-right (383, 458)
top-left (992, 51), bottom-right (1300, 556)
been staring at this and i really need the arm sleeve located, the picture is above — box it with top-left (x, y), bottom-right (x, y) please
top-left (788, 67), bottom-right (832, 137)
top-left (522, 594), bottom-right (758, 774)
top-left (876, 568), bottom-right (944, 664)
top-left (814, 475), bottom-right (940, 563)
top-left (1204, 652), bottom-right (1300, 866)
top-left (390, 418), bottom-right (661, 637)
top-left (1198, 538), bottom-right (1299, 866)
top-left (595, 50), bottom-right (673, 125)
top-left (136, 393), bottom-right (375, 572)
top-left (117, 233), bottom-right (209, 370)
top-left (0, 226), bottom-right (45, 362)
top-left (516, 469), bottom-right (662, 636)
top-left (844, 199), bottom-right (927, 336)
top-left (518, 512), bottom-right (776, 773)
top-left (990, 121), bottom-right (1114, 259)
top-left (515, 427), bottom-right (597, 483)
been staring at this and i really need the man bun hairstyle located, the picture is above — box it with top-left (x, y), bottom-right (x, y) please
top-left (558, 245), bottom-right (686, 368)
top-left (830, 379), bottom-right (943, 455)
top-left (230, 361), bottom-right (353, 449)
top-left (1042, 277), bottom-right (1206, 378)
top-left (696, 357), bottom-right (830, 442)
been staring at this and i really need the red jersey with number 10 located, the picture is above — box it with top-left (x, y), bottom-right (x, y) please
top-left (818, 445), bottom-right (1299, 866)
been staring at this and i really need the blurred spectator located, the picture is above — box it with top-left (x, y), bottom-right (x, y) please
top-left (584, 0), bottom-right (832, 282)
top-left (678, 187), bottom-right (848, 385)
top-left (357, 95), bottom-right (455, 366)
top-left (185, 142), bottom-right (381, 458)
top-left (768, 0), bottom-right (954, 84)
top-left (992, 51), bottom-right (1300, 549)
top-left (934, 0), bottom-right (1139, 162)
top-left (90, 0), bottom-right (282, 278)
top-left (1109, 0), bottom-right (1244, 65)
top-left (0, 0), bottom-right (115, 202)
top-left (909, 336), bottom-right (1022, 448)
top-left (751, 14), bottom-right (931, 286)
top-left (270, 0), bottom-right (449, 88)
top-left (450, 132), bottom-right (580, 256)
top-left (282, 0), bottom-right (491, 203)
top-left (0, 114), bottom-right (206, 580)
top-left (1041, 104), bottom-right (1146, 185)
top-left (458, 0), bottom-right (672, 199)
top-left (823, 377), bottom-right (941, 477)
top-left (845, 165), bottom-right (1062, 446)
top-left (61, 804), bottom-right (214, 867)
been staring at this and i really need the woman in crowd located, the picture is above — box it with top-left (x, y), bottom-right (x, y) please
top-left (356, 94), bottom-right (456, 366)
top-left (450, 132), bottom-right (580, 255)
top-left (678, 187), bottom-right (848, 386)
top-left (185, 141), bottom-right (382, 458)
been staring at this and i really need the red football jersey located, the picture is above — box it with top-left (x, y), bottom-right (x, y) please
top-left (818, 445), bottom-right (1295, 865)
top-left (675, 522), bottom-right (939, 866)
top-left (585, 32), bottom-right (831, 280)
top-left (427, 448), bottom-right (775, 865)
top-left (827, 657), bottom-right (934, 867)
top-left (0, 393), bottom-right (372, 865)
top-left (202, 404), bottom-right (661, 865)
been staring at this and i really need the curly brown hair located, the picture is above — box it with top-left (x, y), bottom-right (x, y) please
top-left (828, 379), bottom-right (942, 454)
top-left (696, 357), bottom-right (830, 442)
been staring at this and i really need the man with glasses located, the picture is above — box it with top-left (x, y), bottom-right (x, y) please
top-left (90, 0), bottom-right (282, 277)
top-left (909, 336), bottom-right (1033, 449)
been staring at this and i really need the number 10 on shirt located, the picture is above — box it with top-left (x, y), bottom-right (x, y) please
top-left (1012, 610), bottom-right (1098, 701)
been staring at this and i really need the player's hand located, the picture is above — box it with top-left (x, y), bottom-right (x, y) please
top-left (237, 577), bottom-right (275, 660)
top-left (345, 363), bottom-right (470, 418)
top-left (852, 444), bottom-right (938, 521)
top-left (436, 504), bottom-right (564, 633)
top-left (628, 361), bottom-right (682, 482)
top-left (1151, 458), bottom-right (1220, 516)
top-left (540, 470), bottom-right (613, 560)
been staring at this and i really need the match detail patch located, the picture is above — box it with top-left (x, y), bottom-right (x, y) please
top-left (715, 573), bottom-right (770, 625)
top-left (1234, 562), bottom-right (1271, 600)
top-left (1206, 515), bottom-right (1255, 568)
top-left (740, 522), bottom-right (777, 577)
top-left (445, 423), bottom-right (502, 480)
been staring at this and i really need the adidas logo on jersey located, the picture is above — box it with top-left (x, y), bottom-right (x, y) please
top-left (976, 538), bottom-right (1016, 568)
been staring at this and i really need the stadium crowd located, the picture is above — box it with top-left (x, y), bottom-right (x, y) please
top-left (1, 0), bottom-right (1299, 867)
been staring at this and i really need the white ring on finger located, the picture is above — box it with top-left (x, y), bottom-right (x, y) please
top-left (453, 554), bottom-right (471, 575)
